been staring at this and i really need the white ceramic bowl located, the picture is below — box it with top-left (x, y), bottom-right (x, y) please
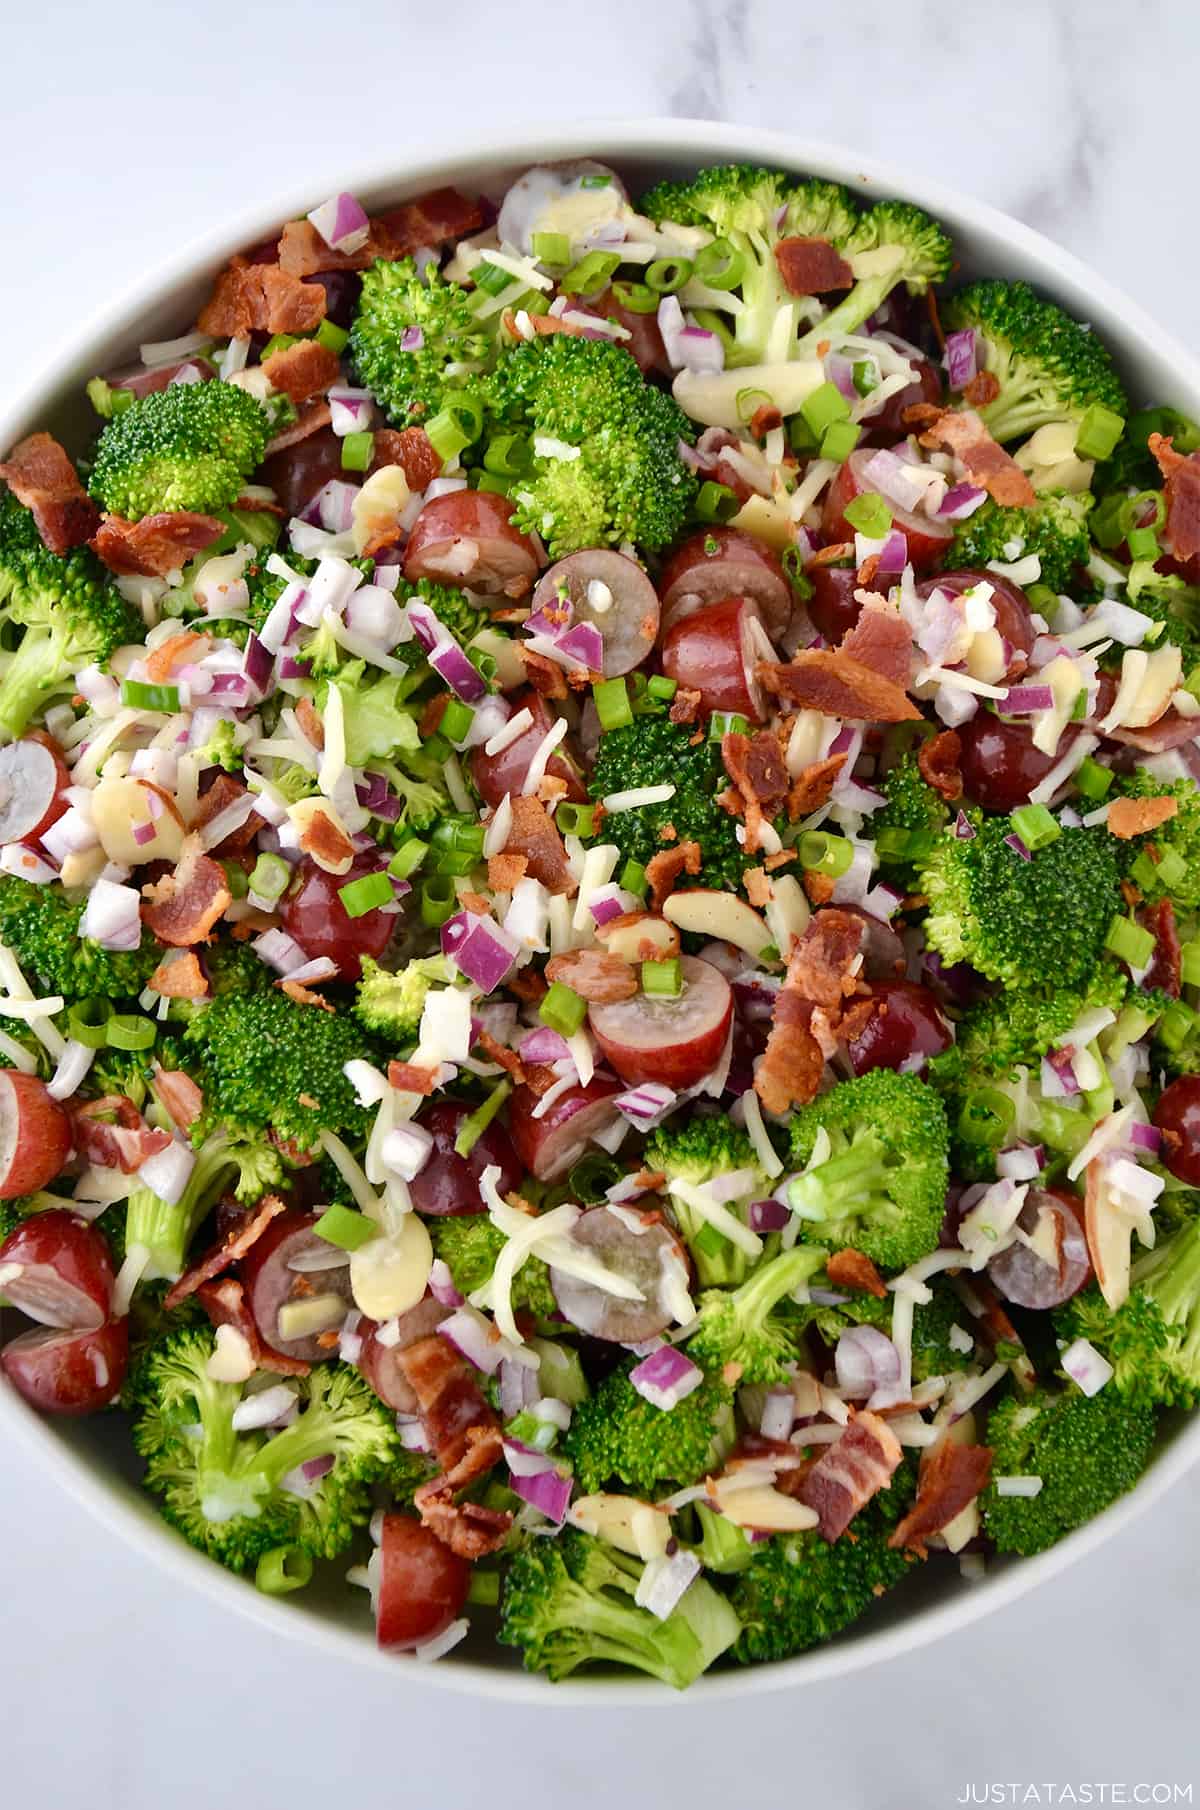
top-left (3, 119), bottom-right (1198, 1703)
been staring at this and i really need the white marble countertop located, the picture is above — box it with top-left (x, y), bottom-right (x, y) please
top-left (2, 2), bottom-right (1198, 1804)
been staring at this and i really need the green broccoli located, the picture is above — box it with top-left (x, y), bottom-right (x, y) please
top-left (941, 280), bottom-right (1127, 446)
top-left (182, 987), bottom-right (381, 1149)
top-left (1111, 772), bottom-right (1200, 911)
top-left (918, 811), bottom-right (1123, 989)
top-left (644, 1114), bottom-right (767, 1287)
top-left (950, 493), bottom-right (1094, 594)
top-left (0, 872), bottom-right (162, 1001)
top-left (426, 1213), bottom-right (557, 1320)
top-left (951, 961), bottom-right (1129, 1079)
top-left (485, 333), bottom-right (697, 555)
top-left (589, 716), bottom-right (749, 902)
top-left (354, 953), bottom-right (455, 1043)
top-left (89, 380), bottom-right (269, 519)
top-left (193, 716), bottom-right (242, 773)
top-left (685, 1246), bottom-right (828, 1384)
top-left (0, 489), bottom-right (142, 739)
top-left (125, 1125), bottom-right (285, 1284)
top-left (875, 749), bottom-right (951, 874)
top-left (1054, 1218), bottom-right (1200, 1409)
top-left (498, 1528), bottom-right (741, 1688)
top-left (561, 1357), bottom-right (734, 1497)
top-left (786, 1070), bottom-right (950, 1274)
top-left (793, 198), bottom-right (953, 359)
top-left (983, 1383), bottom-right (1156, 1556)
top-left (1121, 567), bottom-right (1200, 670)
top-left (132, 1327), bottom-right (398, 1572)
top-left (729, 1466), bottom-right (916, 1663)
top-left (349, 258), bottom-right (493, 428)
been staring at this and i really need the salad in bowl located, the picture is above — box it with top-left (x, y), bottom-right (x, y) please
top-left (1, 149), bottom-right (1200, 1689)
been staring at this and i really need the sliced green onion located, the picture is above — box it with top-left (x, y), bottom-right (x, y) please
top-left (1104, 914), bottom-right (1155, 968)
top-left (708, 711), bottom-right (750, 740)
top-left (484, 434), bottom-right (531, 477)
top-left (1074, 756), bottom-right (1113, 802)
top-left (1090, 493), bottom-right (1128, 551)
top-left (315, 319), bottom-right (349, 355)
top-left (389, 838), bottom-right (429, 881)
top-left (539, 981), bottom-right (588, 1037)
top-left (1129, 849), bottom-right (1161, 892)
top-left (851, 360), bottom-right (878, 396)
top-left (69, 997), bottom-right (113, 1049)
top-left (420, 876), bottom-right (458, 927)
top-left (1182, 942), bottom-right (1200, 990)
top-left (249, 851), bottom-right (291, 904)
top-left (338, 871), bottom-right (393, 918)
top-left (799, 380), bottom-right (851, 439)
top-left (1075, 404), bottom-right (1126, 461)
top-left (314, 1203), bottom-right (378, 1252)
top-left (259, 332), bottom-right (298, 362)
top-left (440, 698), bottom-right (476, 744)
top-left (1154, 846), bottom-right (1188, 891)
top-left (580, 173), bottom-right (612, 189)
top-left (121, 679), bottom-right (180, 713)
top-left (620, 858), bottom-right (647, 899)
top-left (1158, 999), bottom-right (1200, 1054)
top-left (473, 260), bottom-right (514, 297)
top-left (1119, 490), bottom-right (1166, 535)
top-left (561, 250), bottom-right (621, 297)
top-left (694, 480), bottom-right (740, 524)
top-left (106, 1014), bottom-right (156, 1052)
top-left (609, 280), bottom-right (658, 315)
top-left (432, 815), bottom-right (485, 856)
top-left (593, 677), bottom-right (633, 732)
top-left (476, 472), bottom-right (511, 497)
top-left (843, 492), bottom-right (892, 538)
top-left (340, 430), bottom-right (374, 472)
top-left (693, 238), bottom-right (744, 290)
top-left (255, 1546), bottom-right (314, 1596)
top-left (645, 256), bottom-right (693, 294)
top-left (425, 393), bottom-right (484, 463)
top-left (799, 831), bottom-right (853, 878)
top-left (531, 231), bottom-right (571, 266)
top-left (1009, 803), bottom-right (1060, 852)
top-left (958, 1087), bottom-right (1016, 1150)
top-left (820, 420), bottom-right (861, 463)
top-left (467, 1570), bottom-right (501, 1607)
top-left (641, 958), bottom-right (683, 997)
top-left (647, 675), bottom-right (678, 701)
top-left (555, 802), bottom-right (598, 838)
top-left (1126, 525), bottom-right (1160, 561)
top-left (454, 1079), bottom-right (513, 1158)
top-left (221, 860), bottom-right (249, 901)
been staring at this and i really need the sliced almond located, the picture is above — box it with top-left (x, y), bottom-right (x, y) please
top-left (568, 1492), bottom-right (671, 1559)
top-left (596, 911), bottom-right (681, 963)
top-left (90, 775), bottom-right (185, 867)
top-left (1084, 1159), bottom-right (1133, 1311)
top-left (712, 1479), bottom-right (818, 1533)
top-left (662, 888), bottom-right (773, 959)
top-left (352, 463), bottom-right (410, 557)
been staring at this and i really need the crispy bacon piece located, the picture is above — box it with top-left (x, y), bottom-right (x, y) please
top-left (299, 806), bottom-right (355, 870)
top-left (504, 793), bottom-right (573, 894)
top-left (755, 909), bottom-right (866, 1113)
top-left (797, 1409), bottom-right (903, 1540)
top-left (888, 1440), bottom-right (993, 1556)
top-left (826, 1248), bottom-right (888, 1299)
top-left (803, 869), bottom-right (837, 906)
top-left (265, 401), bottom-right (332, 458)
top-left (790, 907), bottom-right (866, 1008)
top-left (963, 370), bottom-right (1001, 408)
top-left (838, 595), bottom-right (913, 689)
top-left (150, 950), bottom-right (209, 1000)
top-left (0, 432), bottom-right (100, 553)
top-left (754, 990), bottom-right (824, 1114)
top-left (1107, 794), bottom-right (1179, 839)
top-left (744, 867), bottom-right (771, 908)
top-left (749, 403), bottom-right (784, 439)
top-left (486, 851), bottom-right (528, 893)
top-left (71, 1096), bottom-right (172, 1173)
top-left (164, 1193), bottom-right (289, 1309)
top-left (196, 259), bottom-right (327, 337)
top-left (277, 187), bottom-right (482, 278)
top-left (92, 510), bottom-right (225, 578)
top-left (279, 978), bottom-right (334, 1011)
top-left (1142, 897), bottom-right (1182, 998)
top-left (774, 236), bottom-right (853, 296)
top-left (195, 1277), bottom-right (311, 1377)
top-left (1149, 433), bottom-right (1200, 564)
top-left (645, 839), bottom-right (702, 909)
top-left (918, 728), bottom-right (964, 803)
top-left (721, 729), bottom-right (790, 855)
top-left (293, 693), bottom-right (326, 752)
top-left (507, 966), bottom-right (548, 1003)
top-left (191, 772), bottom-right (262, 855)
top-left (397, 1334), bottom-right (502, 1476)
top-left (787, 753), bottom-right (846, 820)
top-left (476, 1029), bottom-right (524, 1084)
top-left (141, 841), bottom-right (232, 946)
top-left (261, 338), bottom-right (341, 405)
top-left (758, 651), bottom-right (921, 723)
top-left (917, 408), bottom-right (1036, 507)
top-left (668, 686), bottom-right (703, 726)
top-left (413, 1480), bottom-right (513, 1559)
top-left (370, 426), bottom-right (442, 492)
top-left (520, 647), bottom-right (569, 698)
top-left (545, 948), bottom-right (638, 1003)
top-left (387, 1061), bottom-right (439, 1095)
top-left (145, 631), bottom-right (209, 683)
top-left (153, 1065), bottom-right (204, 1131)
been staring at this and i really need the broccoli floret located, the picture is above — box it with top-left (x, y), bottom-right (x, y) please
top-left (396, 575), bottom-right (491, 651)
top-left (950, 492), bottom-right (1094, 595)
top-left (132, 1327), bottom-right (398, 1572)
top-left (1055, 1219), bottom-right (1200, 1409)
top-left (125, 1124), bottom-right (282, 1284)
top-left (687, 1502), bottom-right (754, 1575)
top-left (1111, 771), bottom-right (1200, 910)
top-left (952, 961), bottom-right (1128, 1079)
top-left (942, 280), bottom-right (1127, 446)
top-left (875, 750), bottom-right (950, 874)
top-left (983, 1383), bottom-right (1156, 1556)
top-left (498, 1528), bottom-right (741, 1687)
top-left (561, 1357), bottom-right (734, 1497)
top-left (589, 716), bottom-right (748, 900)
top-left (787, 1070), bottom-right (949, 1274)
top-left (644, 1114), bottom-right (766, 1287)
top-left (354, 953), bottom-right (454, 1042)
top-left (1122, 567), bottom-right (1200, 669)
top-left (194, 716), bottom-right (242, 773)
top-left (89, 381), bottom-right (269, 520)
top-left (0, 489), bottom-right (142, 739)
top-left (183, 987), bottom-right (380, 1149)
top-left (387, 1447), bottom-right (439, 1511)
top-left (919, 811), bottom-right (1122, 989)
top-left (806, 1280), bottom-right (975, 1383)
top-left (349, 258), bottom-right (493, 427)
top-left (729, 1469), bottom-right (916, 1663)
top-left (0, 872), bottom-right (161, 1001)
top-left (426, 1213), bottom-right (557, 1320)
top-left (685, 1246), bottom-right (828, 1384)
top-left (485, 333), bottom-right (697, 554)
top-left (794, 199), bottom-right (952, 358)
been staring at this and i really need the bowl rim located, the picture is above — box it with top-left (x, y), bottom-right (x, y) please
top-left (4, 115), bottom-right (1199, 1704)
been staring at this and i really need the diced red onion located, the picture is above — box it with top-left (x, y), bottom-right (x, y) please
top-left (835, 1325), bottom-right (901, 1398)
top-left (1003, 684), bottom-right (1055, 714)
top-left (554, 621), bottom-right (605, 670)
top-left (40, 807), bottom-right (99, 864)
top-left (862, 882), bottom-right (903, 920)
top-left (588, 886), bottom-right (625, 927)
top-left (635, 1549), bottom-right (701, 1621)
top-left (954, 811), bottom-right (975, 840)
top-left (1061, 1337), bottom-right (1113, 1397)
top-left (860, 448), bottom-right (928, 515)
top-left (232, 1383), bottom-right (299, 1432)
top-left (675, 325), bottom-right (724, 375)
top-left (676, 438), bottom-right (705, 473)
top-left (875, 529), bottom-right (908, 576)
top-left (450, 916), bottom-right (520, 993)
top-left (400, 325), bottom-right (424, 352)
top-left (1041, 1050), bottom-right (1081, 1098)
top-left (1004, 833), bottom-right (1032, 862)
top-left (759, 1388), bottom-right (795, 1441)
top-left (499, 1358), bottom-right (539, 1420)
top-left (614, 1082), bottom-right (678, 1126)
top-left (510, 1464), bottom-right (573, 1525)
top-left (997, 1144), bottom-right (1044, 1181)
top-left (519, 1027), bottom-right (571, 1064)
top-left (345, 585), bottom-right (404, 648)
top-left (427, 1259), bottom-right (464, 1309)
top-left (252, 927), bottom-right (309, 977)
top-left (1128, 1121), bottom-right (1161, 1155)
top-left (829, 725), bottom-right (858, 758)
top-left (629, 1346), bottom-right (703, 1411)
top-left (307, 191), bottom-right (370, 255)
top-left (328, 388), bottom-right (374, 438)
top-left (503, 1436), bottom-right (556, 1478)
top-left (396, 1413), bottom-right (430, 1452)
top-left (944, 328), bottom-right (978, 390)
top-left (429, 639), bottom-right (486, 703)
top-left (439, 1307), bottom-right (504, 1375)
top-left (748, 1197), bottom-right (790, 1233)
top-left (938, 483), bottom-right (988, 521)
top-left (79, 878), bottom-right (142, 951)
top-left (381, 1122), bottom-right (434, 1182)
top-left (825, 352), bottom-right (857, 403)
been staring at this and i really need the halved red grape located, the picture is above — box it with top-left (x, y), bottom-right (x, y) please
top-left (407, 1102), bottom-right (522, 1217)
top-left (277, 852), bottom-right (397, 982)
